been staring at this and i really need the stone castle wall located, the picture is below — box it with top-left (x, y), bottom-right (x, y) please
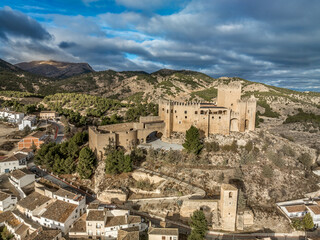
top-left (159, 82), bottom-right (257, 137)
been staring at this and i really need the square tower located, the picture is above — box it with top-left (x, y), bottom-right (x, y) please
top-left (219, 184), bottom-right (238, 231)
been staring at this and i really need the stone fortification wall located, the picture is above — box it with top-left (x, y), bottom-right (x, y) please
top-left (159, 82), bottom-right (256, 137)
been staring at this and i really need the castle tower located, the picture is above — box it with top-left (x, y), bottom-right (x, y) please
top-left (219, 184), bottom-right (238, 232)
top-left (246, 95), bottom-right (257, 131)
top-left (217, 82), bottom-right (241, 112)
top-left (159, 100), bottom-right (173, 138)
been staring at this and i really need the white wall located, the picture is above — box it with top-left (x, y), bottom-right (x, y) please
top-left (0, 161), bottom-right (20, 174)
top-left (0, 195), bottom-right (17, 211)
top-left (18, 174), bottom-right (35, 188)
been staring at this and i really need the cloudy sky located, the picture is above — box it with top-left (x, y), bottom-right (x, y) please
top-left (0, 0), bottom-right (320, 91)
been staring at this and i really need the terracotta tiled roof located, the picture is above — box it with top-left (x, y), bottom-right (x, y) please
top-left (18, 192), bottom-right (51, 211)
top-left (307, 205), bottom-right (320, 215)
top-left (70, 218), bottom-right (86, 233)
top-left (0, 211), bottom-right (16, 224)
top-left (149, 227), bottom-right (179, 236)
top-left (105, 215), bottom-right (141, 227)
top-left (0, 191), bottom-right (10, 201)
top-left (86, 210), bottom-right (105, 221)
top-left (15, 223), bottom-right (29, 236)
top-left (10, 168), bottom-right (34, 180)
top-left (41, 200), bottom-right (77, 223)
top-left (118, 229), bottom-right (139, 240)
top-left (53, 188), bottom-right (79, 200)
top-left (284, 204), bottom-right (306, 213)
top-left (26, 229), bottom-right (61, 240)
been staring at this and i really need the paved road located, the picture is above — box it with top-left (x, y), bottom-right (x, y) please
top-left (29, 164), bottom-right (95, 203)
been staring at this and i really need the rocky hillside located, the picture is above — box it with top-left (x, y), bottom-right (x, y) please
top-left (15, 60), bottom-right (94, 79)
top-left (1, 58), bottom-right (320, 121)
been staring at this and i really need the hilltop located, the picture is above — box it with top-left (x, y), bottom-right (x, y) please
top-left (15, 60), bottom-right (94, 79)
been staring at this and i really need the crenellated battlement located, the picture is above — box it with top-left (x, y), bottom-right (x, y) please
top-left (159, 100), bottom-right (216, 107)
top-left (218, 81), bottom-right (241, 91)
top-left (159, 82), bottom-right (256, 137)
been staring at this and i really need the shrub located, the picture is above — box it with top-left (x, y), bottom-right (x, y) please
top-left (280, 145), bottom-right (296, 157)
top-left (222, 140), bottom-right (238, 153)
top-left (204, 141), bottom-right (220, 152)
top-left (244, 140), bottom-right (253, 152)
top-left (258, 100), bottom-right (280, 118)
top-left (262, 165), bottom-right (274, 178)
top-left (298, 153), bottom-right (312, 168)
top-left (267, 150), bottom-right (285, 168)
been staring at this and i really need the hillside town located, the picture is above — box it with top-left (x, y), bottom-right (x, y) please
top-left (0, 81), bottom-right (319, 240)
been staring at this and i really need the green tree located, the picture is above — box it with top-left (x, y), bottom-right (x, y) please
top-left (0, 226), bottom-right (13, 240)
top-left (183, 126), bottom-right (203, 155)
top-left (188, 210), bottom-right (208, 240)
top-left (76, 147), bottom-right (96, 179)
top-left (105, 148), bottom-right (132, 174)
top-left (64, 157), bottom-right (76, 174)
top-left (303, 213), bottom-right (314, 230)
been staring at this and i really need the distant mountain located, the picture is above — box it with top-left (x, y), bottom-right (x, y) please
top-left (0, 59), bottom-right (20, 72)
top-left (15, 60), bottom-right (94, 79)
top-left (1, 58), bottom-right (320, 118)
top-left (0, 58), bottom-right (57, 94)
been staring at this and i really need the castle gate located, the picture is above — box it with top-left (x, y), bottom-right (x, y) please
top-left (230, 118), bottom-right (239, 132)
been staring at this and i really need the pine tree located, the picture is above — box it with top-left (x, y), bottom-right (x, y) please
top-left (64, 157), bottom-right (76, 174)
top-left (183, 126), bottom-right (203, 155)
top-left (188, 210), bottom-right (208, 240)
top-left (76, 147), bottom-right (96, 179)
top-left (105, 148), bottom-right (132, 174)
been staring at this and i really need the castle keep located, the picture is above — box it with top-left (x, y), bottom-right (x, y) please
top-left (159, 82), bottom-right (257, 137)
top-left (89, 82), bottom-right (256, 154)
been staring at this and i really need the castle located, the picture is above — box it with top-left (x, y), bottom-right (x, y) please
top-left (180, 184), bottom-right (240, 231)
top-left (89, 82), bottom-right (256, 157)
top-left (159, 82), bottom-right (257, 137)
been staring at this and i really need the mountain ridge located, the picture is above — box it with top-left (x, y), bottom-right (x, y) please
top-left (15, 60), bottom-right (94, 79)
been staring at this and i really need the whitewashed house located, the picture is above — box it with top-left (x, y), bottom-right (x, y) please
top-left (14, 148), bottom-right (34, 160)
top-left (148, 227), bottom-right (179, 240)
top-left (9, 168), bottom-right (35, 188)
top-left (0, 156), bottom-right (21, 174)
top-left (52, 188), bottom-right (86, 216)
top-left (17, 187), bottom-right (86, 234)
top-left (282, 204), bottom-right (308, 218)
top-left (19, 115), bottom-right (37, 131)
top-left (0, 110), bottom-right (24, 124)
top-left (0, 191), bottom-right (17, 211)
top-left (39, 199), bottom-right (79, 233)
top-left (70, 204), bottom-right (143, 239)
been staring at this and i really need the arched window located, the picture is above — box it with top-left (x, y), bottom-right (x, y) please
top-left (229, 192), bottom-right (232, 198)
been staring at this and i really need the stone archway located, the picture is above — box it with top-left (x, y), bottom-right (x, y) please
top-left (230, 118), bottom-right (239, 132)
top-left (146, 131), bottom-right (163, 143)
